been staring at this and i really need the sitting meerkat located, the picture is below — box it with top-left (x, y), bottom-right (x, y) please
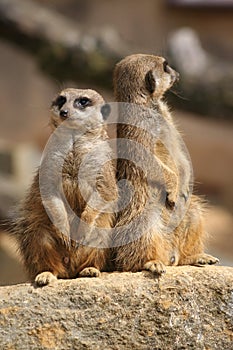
top-left (113, 54), bottom-right (218, 274)
top-left (13, 88), bottom-right (117, 286)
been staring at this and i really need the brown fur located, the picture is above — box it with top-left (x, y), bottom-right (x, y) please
top-left (113, 54), bottom-right (218, 274)
top-left (13, 88), bottom-right (117, 285)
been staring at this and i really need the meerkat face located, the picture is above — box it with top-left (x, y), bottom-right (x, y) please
top-left (50, 88), bottom-right (110, 130)
top-left (114, 54), bottom-right (179, 103)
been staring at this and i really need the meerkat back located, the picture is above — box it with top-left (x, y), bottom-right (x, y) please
top-left (113, 54), bottom-right (218, 274)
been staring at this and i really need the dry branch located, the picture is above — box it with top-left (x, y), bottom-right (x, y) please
top-left (0, 0), bottom-right (232, 118)
top-left (0, 0), bottom-right (126, 87)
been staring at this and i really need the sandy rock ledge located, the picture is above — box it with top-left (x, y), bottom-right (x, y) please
top-left (0, 266), bottom-right (232, 350)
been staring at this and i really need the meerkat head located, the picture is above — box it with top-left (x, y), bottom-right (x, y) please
top-left (113, 54), bottom-right (179, 104)
top-left (50, 88), bottom-right (111, 130)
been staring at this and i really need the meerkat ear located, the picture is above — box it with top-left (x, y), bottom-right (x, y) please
top-left (145, 70), bottom-right (156, 94)
top-left (101, 103), bottom-right (111, 120)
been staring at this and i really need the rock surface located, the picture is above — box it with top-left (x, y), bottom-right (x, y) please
top-left (0, 266), bottom-right (233, 349)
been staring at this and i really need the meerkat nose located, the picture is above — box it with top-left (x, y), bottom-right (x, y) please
top-left (60, 109), bottom-right (69, 119)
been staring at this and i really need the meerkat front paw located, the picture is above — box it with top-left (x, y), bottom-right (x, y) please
top-left (79, 267), bottom-right (101, 278)
top-left (144, 260), bottom-right (166, 275)
top-left (165, 192), bottom-right (176, 210)
top-left (193, 254), bottom-right (219, 266)
top-left (35, 271), bottom-right (57, 286)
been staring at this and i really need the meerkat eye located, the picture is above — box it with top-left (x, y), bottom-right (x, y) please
top-left (163, 60), bottom-right (169, 73)
top-left (74, 97), bottom-right (91, 109)
top-left (51, 95), bottom-right (66, 109)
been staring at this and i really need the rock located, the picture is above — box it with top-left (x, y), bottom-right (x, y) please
top-left (0, 266), bottom-right (232, 349)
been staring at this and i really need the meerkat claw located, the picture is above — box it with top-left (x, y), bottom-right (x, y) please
top-left (194, 254), bottom-right (219, 266)
top-left (144, 261), bottom-right (166, 276)
top-left (79, 267), bottom-right (101, 278)
top-left (35, 272), bottom-right (57, 286)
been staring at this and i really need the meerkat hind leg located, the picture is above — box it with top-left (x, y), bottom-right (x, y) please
top-left (79, 267), bottom-right (101, 278)
top-left (35, 271), bottom-right (57, 286)
top-left (181, 253), bottom-right (219, 267)
top-left (144, 260), bottom-right (166, 275)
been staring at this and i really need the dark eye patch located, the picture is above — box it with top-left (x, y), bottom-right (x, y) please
top-left (73, 97), bottom-right (92, 109)
top-left (51, 95), bottom-right (66, 110)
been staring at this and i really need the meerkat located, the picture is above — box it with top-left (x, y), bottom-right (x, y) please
top-left (113, 54), bottom-right (218, 274)
top-left (13, 88), bottom-right (117, 286)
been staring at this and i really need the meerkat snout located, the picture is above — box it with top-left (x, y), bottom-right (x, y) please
top-left (163, 60), bottom-right (180, 82)
top-left (144, 60), bottom-right (179, 96)
top-left (60, 109), bottom-right (68, 119)
top-left (50, 88), bottom-right (107, 129)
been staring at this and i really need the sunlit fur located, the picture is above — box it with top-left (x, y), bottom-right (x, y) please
top-left (113, 54), bottom-right (218, 274)
top-left (13, 88), bottom-right (117, 285)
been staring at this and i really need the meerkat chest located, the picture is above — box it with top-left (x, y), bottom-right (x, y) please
top-left (62, 140), bottom-right (111, 201)
top-left (62, 148), bottom-right (80, 181)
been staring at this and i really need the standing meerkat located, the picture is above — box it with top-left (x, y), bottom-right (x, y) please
top-left (13, 88), bottom-right (117, 286)
top-left (113, 54), bottom-right (218, 274)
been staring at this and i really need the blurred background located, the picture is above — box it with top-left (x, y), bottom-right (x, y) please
top-left (0, 0), bottom-right (232, 285)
